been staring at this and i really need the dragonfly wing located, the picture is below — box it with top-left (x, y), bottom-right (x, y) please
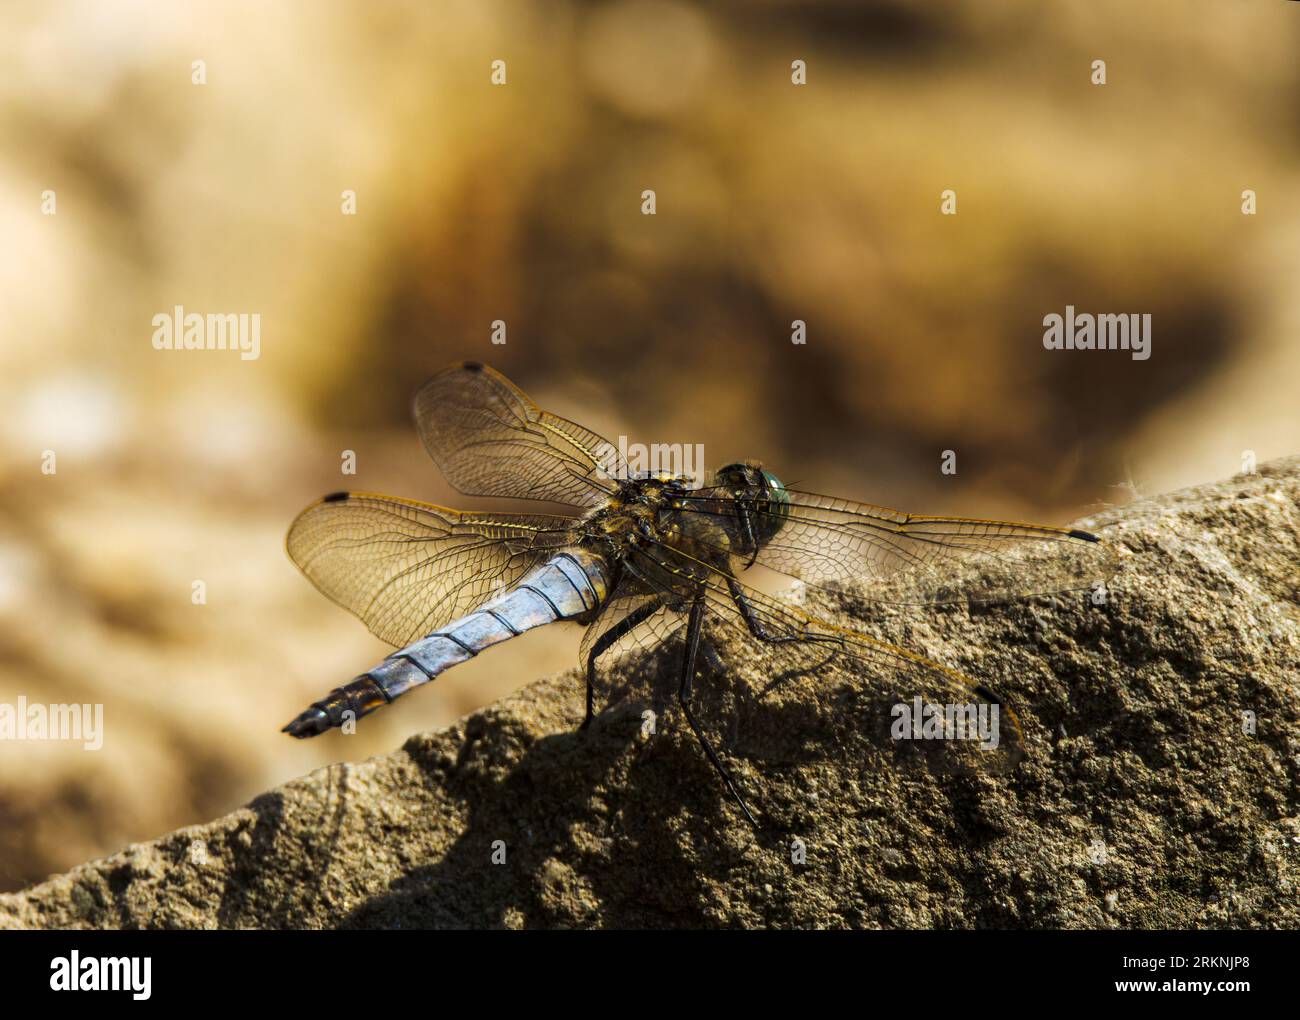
top-left (580, 583), bottom-right (691, 716)
top-left (679, 486), bottom-right (1115, 605)
top-left (631, 538), bottom-right (1024, 777)
top-left (580, 586), bottom-right (681, 669)
top-left (287, 491), bottom-right (578, 647)
top-left (413, 361), bottom-right (625, 508)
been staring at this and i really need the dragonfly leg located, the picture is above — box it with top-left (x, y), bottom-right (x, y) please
top-left (736, 503), bottom-right (760, 570)
top-left (678, 597), bottom-right (759, 828)
top-left (581, 598), bottom-right (664, 730)
top-left (726, 577), bottom-right (842, 693)
top-left (726, 577), bottom-right (806, 645)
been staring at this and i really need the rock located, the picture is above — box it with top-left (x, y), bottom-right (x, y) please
top-left (2, 459), bottom-right (1297, 929)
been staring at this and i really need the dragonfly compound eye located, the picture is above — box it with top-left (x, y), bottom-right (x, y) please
top-left (756, 469), bottom-right (792, 540)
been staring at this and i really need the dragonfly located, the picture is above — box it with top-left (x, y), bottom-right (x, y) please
top-left (283, 361), bottom-right (1112, 826)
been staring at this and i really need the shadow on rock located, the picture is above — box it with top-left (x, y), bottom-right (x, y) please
top-left (339, 691), bottom-right (826, 928)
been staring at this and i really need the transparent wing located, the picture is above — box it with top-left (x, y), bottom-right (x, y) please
top-left (579, 583), bottom-right (690, 717)
top-left (579, 587), bottom-right (685, 671)
top-left (596, 539), bottom-right (1025, 778)
top-left (677, 486), bottom-right (1115, 606)
top-left (413, 361), bottom-right (625, 508)
top-left (286, 491), bottom-right (578, 647)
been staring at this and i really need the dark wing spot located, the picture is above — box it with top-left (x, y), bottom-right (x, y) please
top-left (1067, 529), bottom-right (1100, 543)
top-left (322, 491), bottom-right (350, 503)
top-left (462, 360), bottom-right (484, 372)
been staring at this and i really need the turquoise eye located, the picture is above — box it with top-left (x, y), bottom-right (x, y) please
top-left (758, 470), bottom-right (791, 536)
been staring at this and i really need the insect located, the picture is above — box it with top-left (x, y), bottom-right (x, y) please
top-left (283, 361), bottom-right (1111, 825)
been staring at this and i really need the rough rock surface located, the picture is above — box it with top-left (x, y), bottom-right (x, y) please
top-left (3, 459), bottom-right (1298, 929)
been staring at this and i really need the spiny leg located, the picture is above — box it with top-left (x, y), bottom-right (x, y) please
top-left (727, 577), bottom-right (806, 645)
top-left (581, 598), bottom-right (664, 730)
top-left (726, 577), bottom-right (841, 692)
top-left (678, 597), bottom-right (759, 828)
top-left (736, 502), bottom-right (760, 570)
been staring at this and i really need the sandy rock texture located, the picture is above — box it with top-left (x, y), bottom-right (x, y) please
top-left (2, 459), bottom-right (1297, 929)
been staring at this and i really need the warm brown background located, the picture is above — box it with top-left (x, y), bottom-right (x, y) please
top-left (1, 0), bottom-right (1297, 891)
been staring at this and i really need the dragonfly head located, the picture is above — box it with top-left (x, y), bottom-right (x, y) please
top-left (715, 461), bottom-right (792, 545)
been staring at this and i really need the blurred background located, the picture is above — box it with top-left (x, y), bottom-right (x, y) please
top-left (1, 0), bottom-right (1298, 891)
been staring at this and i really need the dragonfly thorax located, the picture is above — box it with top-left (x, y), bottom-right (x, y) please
top-left (579, 475), bottom-right (717, 574)
top-left (623, 468), bottom-right (692, 485)
top-left (586, 476), bottom-right (685, 538)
